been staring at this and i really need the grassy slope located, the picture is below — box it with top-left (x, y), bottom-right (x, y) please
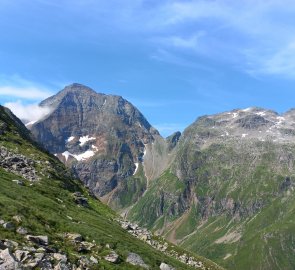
top-left (0, 106), bottom-right (224, 270)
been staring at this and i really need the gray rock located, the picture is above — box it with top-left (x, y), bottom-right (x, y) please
top-left (16, 227), bottom-right (28, 235)
top-left (3, 222), bottom-right (15, 230)
top-left (0, 248), bottom-right (21, 269)
top-left (72, 193), bottom-right (89, 207)
top-left (79, 241), bottom-right (95, 252)
top-left (14, 250), bottom-right (30, 262)
top-left (104, 251), bottom-right (119, 263)
top-left (23, 252), bottom-right (44, 268)
top-left (54, 261), bottom-right (71, 270)
top-left (90, 256), bottom-right (98, 264)
top-left (0, 146), bottom-right (40, 181)
top-left (12, 180), bottom-right (24, 186)
top-left (53, 253), bottom-right (67, 262)
top-left (26, 235), bottom-right (49, 246)
top-left (65, 233), bottom-right (83, 242)
top-left (126, 252), bottom-right (149, 269)
top-left (3, 240), bottom-right (18, 249)
top-left (160, 262), bottom-right (175, 270)
top-left (78, 256), bottom-right (92, 268)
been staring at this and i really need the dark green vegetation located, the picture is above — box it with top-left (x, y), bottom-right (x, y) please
top-left (0, 105), bottom-right (224, 269)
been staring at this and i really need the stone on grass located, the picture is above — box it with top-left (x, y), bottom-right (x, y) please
top-left (3, 222), bottom-right (15, 230)
top-left (17, 227), bottom-right (28, 235)
top-left (126, 252), bottom-right (149, 269)
top-left (160, 262), bottom-right (176, 270)
top-left (104, 251), bottom-right (119, 263)
top-left (0, 248), bottom-right (21, 269)
top-left (26, 235), bottom-right (49, 246)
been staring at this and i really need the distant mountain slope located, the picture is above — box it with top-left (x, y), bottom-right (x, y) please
top-left (129, 107), bottom-right (295, 270)
top-left (0, 105), bottom-right (224, 270)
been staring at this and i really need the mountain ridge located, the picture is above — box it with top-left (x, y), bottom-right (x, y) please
top-left (26, 83), bottom-right (295, 270)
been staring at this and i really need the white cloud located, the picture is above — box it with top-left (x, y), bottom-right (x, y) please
top-left (145, 0), bottom-right (295, 78)
top-left (4, 101), bottom-right (52, 123)
top-left (0, 86), bottom-right (52, 100)
top-left (154, 32), bottom-right (206, 50)
top-left (0, 74), bottom-right (53, 100)
top-left (250, 41), bottom-right (295, 77)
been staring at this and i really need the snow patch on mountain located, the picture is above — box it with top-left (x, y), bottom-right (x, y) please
top-left (79, 135), bottom-right (96, 146)
top-left (133, 162), bottom-right (139, 175)
top-left (66, 136), bottom-right (75, 143)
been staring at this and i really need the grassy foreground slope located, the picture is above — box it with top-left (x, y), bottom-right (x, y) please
top-left (0, 106), bottom-right (223, 270)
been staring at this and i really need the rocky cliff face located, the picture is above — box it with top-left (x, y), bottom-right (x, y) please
top-left (30, 83), bottom-right (159, 201)
top-left (129, 107), bottom-right (295, 270)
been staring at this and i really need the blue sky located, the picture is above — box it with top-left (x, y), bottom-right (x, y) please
top-left (1, 0), bottom-right (295, 136)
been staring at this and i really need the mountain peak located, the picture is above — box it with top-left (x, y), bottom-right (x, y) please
top-left (40, 83), bottom-right (99, 108)
top-left (61, 83), bottom-right (97, 94)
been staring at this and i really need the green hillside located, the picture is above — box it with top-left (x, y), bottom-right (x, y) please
top-left (0, 106), bottom-right (224, 270)
top-left (129, 111), bottom-right (295, 270)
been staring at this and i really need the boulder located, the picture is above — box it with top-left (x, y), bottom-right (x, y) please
top-left (14, 250), bottom-right (30, 262)
top-left (104, 251), bottom-right (119, 263)
top-left (90, 256), bottom-right (98, 264)
top-left (17, 227), bottom-right (28, 235)
top-left (23, 252), bottom-right (44, 268)
top-left (65, 233), bottom-right (83, 242)
top-left (54, 261), bottom-right (71, 270)
top-left (126, 252), bottom-right (149, 269)
top-left (53, 253), bottom-right (67, 262)
top-left (26, 235), bottom-right (49, 246)
top-left (160, 262), bottom-right (175, 270)
top-left (3, 240), bottom-right (18, 249)
top-left (0, 248), bottom-right (21, 269)
top-left (12, 180), bottom-right (24, 186)
top-left (77, 241), bottom-right (95, 252)
top-left (3, 222), bottom-right (15, 230)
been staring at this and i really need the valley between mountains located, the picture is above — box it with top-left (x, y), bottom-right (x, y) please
top-left (2, 83), bottom-right (295, 270)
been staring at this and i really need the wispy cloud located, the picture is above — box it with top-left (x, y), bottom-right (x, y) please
top-left (154, 32), bottom-right (206, 50)
top-left (0, 74), bottom-right (53, 100)
top-left (145, 0), bottom-right (295, 78)
top-left (4, 100), bottom-right (52, 123)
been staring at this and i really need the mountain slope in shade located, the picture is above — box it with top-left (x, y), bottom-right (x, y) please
top-left (30, 83), bottom-right (160, 205)
top-left (129, 107), bottom-right (295, 270)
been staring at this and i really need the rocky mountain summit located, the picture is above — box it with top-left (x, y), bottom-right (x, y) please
top-left (182, 107), bottom-right (295, 146)
top-left (30, 83), bottom-right (159, 201)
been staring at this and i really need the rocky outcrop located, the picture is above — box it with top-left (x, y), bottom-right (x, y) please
top-left (117, 219), bottom-right (215, 270)
top-left (0, 146), bottom-right (39, 181)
